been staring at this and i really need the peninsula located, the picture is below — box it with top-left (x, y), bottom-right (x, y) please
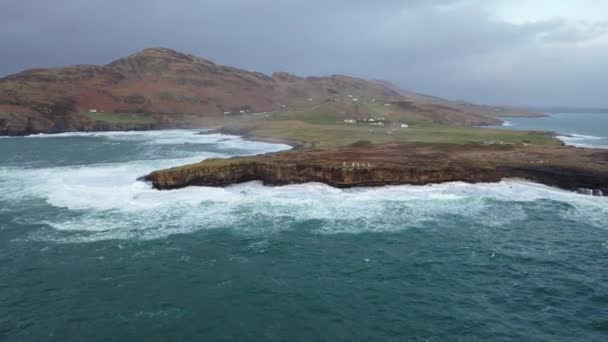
top-left (145, 134), bottom-right (608, 196)
top-left (1, 48), bottom-right (605, 195)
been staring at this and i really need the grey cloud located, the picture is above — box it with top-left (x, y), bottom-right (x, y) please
top-left (539, 19), bottom-right (608, 43)
top-left (0, 0), bottom-right (607, 107)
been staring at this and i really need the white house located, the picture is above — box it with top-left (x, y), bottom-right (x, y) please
top-left (344, 119), bottom-right (356, 124)
top-left (352, 98), bottom-right (359, 102)
top-left (89, 109), bottom-right (97, 113)
top-left (223, 111), bottom-right (231, 115)
top-left (401, 123), bottom-right (409, 128)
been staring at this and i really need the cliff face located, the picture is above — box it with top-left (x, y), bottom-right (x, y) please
top-left (147, 160), bottom-right (505, 189)
top-left (145, 143), bottom-right (608, 195)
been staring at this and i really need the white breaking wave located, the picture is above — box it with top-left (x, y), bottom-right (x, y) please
top-left (557, 134), bottom-right (608, 149)
top-left (24, 129), bottom-right (216, 140)
top-left (1, 130), bottom-right (607, 243)
top-left (502, 121), bottom-right (514, 127)
top-left (567, 134), bottom-right (604, 140)
top-left (3, 166), bottom-right (607, 243)
top-left (22, 129), bottom-right (292, 151)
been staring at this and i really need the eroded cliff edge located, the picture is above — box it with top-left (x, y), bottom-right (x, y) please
top-left (145, 143), bottom-right (608, 196)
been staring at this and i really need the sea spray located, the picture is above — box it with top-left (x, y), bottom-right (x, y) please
top-left (1, 130), bottom-right (607, 243)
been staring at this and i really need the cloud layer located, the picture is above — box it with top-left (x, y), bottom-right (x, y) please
top-left (1, 0), bottom-right (607, 107)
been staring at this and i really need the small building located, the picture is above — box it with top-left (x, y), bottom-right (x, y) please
top-left (347, 94), bottom-right (354, 98)
top-left (89, 109), bottom-right (97, 113)
top-left (344, 119), bottom-right (356, 124)
top-left (308, 98), bottom-right (313, 101)
top-left (352, 98), bottom-right (359, 102)
top-left (384, 103), bottom-right (391, 107)
top-left (401, 123), bottom-right (409, 128)
top-left (223, 111), bottom-right (231, 115)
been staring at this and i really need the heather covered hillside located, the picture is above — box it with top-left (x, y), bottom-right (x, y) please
top-left (0, 48), bottom-right (538, 135)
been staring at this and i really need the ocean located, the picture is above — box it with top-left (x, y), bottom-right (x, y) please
top-left (1, 127), bottom-right (608, 341)
top-left (498, 112), bottom-right (608, 149)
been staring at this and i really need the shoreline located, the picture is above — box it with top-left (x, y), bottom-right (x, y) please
top-left (201, 126), bottom-right (306, 150)
top-left (2, 127), bottom-right (606, 196)
top-left (145, 142), bottom-right (608, 196)
top-left (485, 112), bottom-right (608, 149)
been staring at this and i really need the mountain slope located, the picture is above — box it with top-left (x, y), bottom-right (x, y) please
top-left (0, 47), bottom-right (530, 135)
top-left (371, 79), bottom-right (545, 119)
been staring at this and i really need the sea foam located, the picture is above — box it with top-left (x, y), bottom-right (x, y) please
top-left (5, 169), bottom-right (607, 243)
top-left (23, 129), bottom-right (292, 151)
top-left (557, 134), bottom-right (608, 149)
top-left (2, 130), bottom-right (607, 243)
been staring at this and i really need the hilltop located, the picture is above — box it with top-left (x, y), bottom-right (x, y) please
top-left (0, 47), bottom-right (540, 135)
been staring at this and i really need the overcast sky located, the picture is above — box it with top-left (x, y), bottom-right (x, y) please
top-left (2, 0), bottom-right (607, 107)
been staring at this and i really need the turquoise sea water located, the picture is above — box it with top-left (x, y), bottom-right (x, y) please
top-left (497, 112), bottom-right (608, 148)
top-left (1, 130), bottom-right (608, 341)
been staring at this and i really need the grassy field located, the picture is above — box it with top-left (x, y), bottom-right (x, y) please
top-left (209, 97), bottom-right (562, 148)
top-left (269, 99), bottom-right (428, 126)
top-left (84, 105), bottom-right (559, 148)
top-left (248, 121), bottom-right (558, 147)
top-left (83, 112), bottom-right (157, 125)
top-left (218, 106), bottom-right (560, 148)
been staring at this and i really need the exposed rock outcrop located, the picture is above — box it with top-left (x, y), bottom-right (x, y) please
top-left (145, 143), bottom-right (608, 195)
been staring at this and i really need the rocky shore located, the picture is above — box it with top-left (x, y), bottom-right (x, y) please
top-left (145, 143), bottom-right (608, 196)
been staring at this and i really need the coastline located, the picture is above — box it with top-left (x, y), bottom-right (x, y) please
top-left (488, 112), bottom-right (608, 149)
top-left (145, 141), bottom-right (608, 196)
top-left (207, 126), bottom-right (305, 150)
top-left (5, 126), bottom-right (606, 197)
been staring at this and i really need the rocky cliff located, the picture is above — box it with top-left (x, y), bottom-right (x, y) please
top-left (145, 143), bottom-right (608, 195)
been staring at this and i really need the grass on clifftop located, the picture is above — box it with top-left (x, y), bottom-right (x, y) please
top-left (83, 112), bottom-right (157, 125)
top-left (213, 100), bottom-right (559, 148)
top-left (227, 117), bottom-right (560, 148)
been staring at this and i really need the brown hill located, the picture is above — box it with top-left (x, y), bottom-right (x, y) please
top-left (0, 47), bottom-right (529, 135)
top-left (371, 79), bottom-right (545, 119)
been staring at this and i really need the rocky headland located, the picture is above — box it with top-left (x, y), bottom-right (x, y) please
top-left (145, 142), bottom-right (608, 196)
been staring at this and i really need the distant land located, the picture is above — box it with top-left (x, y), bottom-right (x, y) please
top-left (2, 47), bottom-right (605, 195)
top-left (0, 47), bottom-right (542, 135)
top-left (523, 106), bottom-right (608, 114)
